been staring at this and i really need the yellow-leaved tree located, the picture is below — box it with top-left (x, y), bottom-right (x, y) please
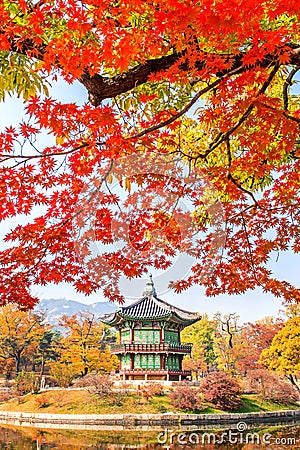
top-left (0, 304), bottom-right (51, 375)
top-left (260, 316), bottom-right (300, 390)
top-left (51, 312), bottom-right (118, 378)
top-left (181, 313), bottom-right (218, 377)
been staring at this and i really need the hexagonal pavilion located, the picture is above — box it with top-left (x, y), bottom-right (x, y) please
top-left (100, 276), bottom-right (201, 381)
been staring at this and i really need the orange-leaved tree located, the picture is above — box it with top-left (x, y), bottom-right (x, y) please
top-left (1, 0), bottom-right (300, 306)
top-left (238, 316), bottom-right (284, 373)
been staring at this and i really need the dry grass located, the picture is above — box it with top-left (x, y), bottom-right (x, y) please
top-left (0, 389), bottom-right (298, 415)
top-left (0, 389), bottom-right (176, 414)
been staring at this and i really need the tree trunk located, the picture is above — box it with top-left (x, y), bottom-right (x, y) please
top-left (40, 353), bottom-right (45, 376)
top-left (15, 354), bottom-right (21, 374)
top-left (286, 374), bottom-right (300, 391)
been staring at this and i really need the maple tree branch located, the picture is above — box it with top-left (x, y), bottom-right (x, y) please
top-left (225, 138), bottom-right (258, 205)
top-left (1, 143), bottom-right (89, 162)
top-left (4, 28), bottom-right (300, 107)
top-left (9, 161), bottom-right (114, 275)
top-left (130, 66), bottom-right (244, 140)
top-left (224, 138), bottom-right (256, 204)
top-left (283, 67), bottom-right (299, 111)
top-left (240, 211), bottom-right (262, 286)
top-left (0, 142), bottom-right (105, 168)
top-left (208, 63), bottom-right (281, 152)
top-left (24, 241), bottom-right (52, 277)
top-left (260, 102), bottom-right (300, 123)
top-left (79, 53), bottom-right (181, 106)
top-left (60, 159), bottom-right (115, 228)
top-left (228, 173), bottom-right (258, 206)
top-left (79, 45), bottom-right (300, 106)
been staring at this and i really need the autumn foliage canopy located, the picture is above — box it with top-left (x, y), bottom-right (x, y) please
top-left (1, 0), bottom-right (300, 307)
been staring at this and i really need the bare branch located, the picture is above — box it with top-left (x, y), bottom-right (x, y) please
top-left (283, 67), bottom-right (300, 111)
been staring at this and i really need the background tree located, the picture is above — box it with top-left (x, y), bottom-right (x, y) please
top-left (55, 312), bottom-right (118, 376)
top-left (243, 369), bottom-right (299, 404)
top-left (213, 313), bottom-right (247, 374)
top-left (35, 329), bottom-right (62, 376)
top-left (260, 316), bottom-right (300, 389)
top-left (0, 304), bottom-right (51, 374)
top-left (282, 302), bottom-right (300, 318)
top-left (1, 1), bottom-right (300, 305)
top-left (238, 317), bottom-right (284, 373)
top-left (181, 314), bottom-right (218, 377)
top-left (49, 361), bottom-right (76, 388)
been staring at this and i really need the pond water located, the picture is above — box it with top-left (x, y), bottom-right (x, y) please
top-left (0, 424), bottom-right (299, 449)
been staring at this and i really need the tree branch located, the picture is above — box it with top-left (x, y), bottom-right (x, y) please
top-left (80, 45), bottom-right (300, 106)
top-left (129, 65), bottom-right (243, 140)
top-left (260, 102), bottom-right (300, 124)
top-left (4, 30), bottom-right (300, 107)
top-left (208, 63), bottom-right (281, 152)
top-left (283, 67), bottom-right (299, 111)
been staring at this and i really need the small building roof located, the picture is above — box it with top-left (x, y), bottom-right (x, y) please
top-left (100, 275), bottom-right (201, 327)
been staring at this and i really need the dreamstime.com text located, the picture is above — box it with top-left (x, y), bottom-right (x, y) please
top-left (157, 422), bottom-right (297, 446)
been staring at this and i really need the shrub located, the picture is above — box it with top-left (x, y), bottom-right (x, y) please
top-left (241, 371), bottom-right (261, 394)
top-left (138, 383), bottom-right (164, 400)
top-left (199, 372), bottom-right (242, 411)
top-left (148, 383), bottom-right (164, 396)
top-left (34, 394), bottom-right (51, 408)
top-left (74, 373), bottom-right (114, 398)
top-left (119, 381), bottom-right (129, 394)
top-left (14, 371), bottom-right (40, 396)
top-left (169, 385), bottom-right (203, 411)
top-left (0, 390), bottom-right (13, 403)
top-left (110, 391), bottom-right (125, 406)
top-left (248, 369), bottom-right (300, 404)
top-left (49, 362), bottom-right (76, 388)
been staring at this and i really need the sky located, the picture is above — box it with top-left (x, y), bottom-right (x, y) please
top-left (0, 79), bottom-right (299, 324)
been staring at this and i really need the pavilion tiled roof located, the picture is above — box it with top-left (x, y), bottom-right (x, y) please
top-left (100, 275), bottom-right (200, 326)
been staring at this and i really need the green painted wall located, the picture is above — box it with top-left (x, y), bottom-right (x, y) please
top-left (165, 354), bottom-right (180, 370)
top-left (134, 329), bottom-right (160, 343)
top-left (121, 354), bottom-right (131, 369)
top-left (134, 354), bottom-right (161, 369)
top-left (121, 330), bottom-right (131, 342)
top-left (164, 330), bottom-right (179, 344)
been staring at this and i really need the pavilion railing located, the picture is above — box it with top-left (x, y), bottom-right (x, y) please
top-left (119, 368), bottom-right (192, 375)
top-left (110, 343), bottom-right (192, 354)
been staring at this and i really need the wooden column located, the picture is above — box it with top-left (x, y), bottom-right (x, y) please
top-left (178, 355), bottom-right (183, 371)
top-left (130, 354), bottom-right (134, 370)
top-left (160, 355), bottom-right (165, 370)
top-left (130, 327), bottom-right (134, 344)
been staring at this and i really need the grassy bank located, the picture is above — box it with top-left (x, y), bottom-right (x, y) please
top-left (0, 389), bottom-right (298, 415)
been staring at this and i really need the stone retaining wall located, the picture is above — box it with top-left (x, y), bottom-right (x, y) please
top-left (0, 409), bottom-right (299, 430)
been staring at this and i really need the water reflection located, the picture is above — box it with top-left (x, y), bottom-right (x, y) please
top-left (0, 425), bottom-right (299, 449)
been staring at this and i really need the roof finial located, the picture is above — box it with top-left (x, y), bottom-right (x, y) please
top-left (143, 274), bottom-right (157, 297)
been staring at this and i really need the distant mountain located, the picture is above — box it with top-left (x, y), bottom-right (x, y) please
top-left (35, 298), bottom-right (117, 326)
